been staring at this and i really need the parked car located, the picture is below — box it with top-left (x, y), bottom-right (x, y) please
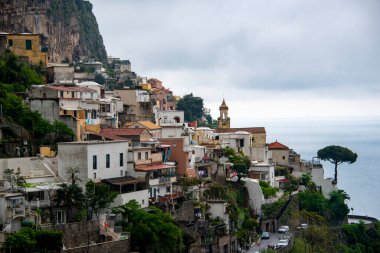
top-left (278, 225), bottom-right (289, 233)
top-left (297, 223), bottom-right (308, 230)
top-left (276, 239), bottom-right (289, 248)
top-left (261, 231), bottom-right (270, 239)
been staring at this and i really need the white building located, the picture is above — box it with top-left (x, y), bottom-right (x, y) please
top-left (57, 140), bottom-right (131, 187)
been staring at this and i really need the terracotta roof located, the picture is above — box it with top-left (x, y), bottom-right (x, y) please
top-left (90, 132), bottom-right (129, 141)
top-left (135, 163), bottom-right (175, 172)
top-left (268, 141), bottom-right (289, 150)
top-left (47, 86), bottom-right (96, 92)
top-left (135, 121), bottom-right (161, 130)
top-left (101, 128), bottom-right (147, 136)
top-left (215, 127), bottom-right (266, 134)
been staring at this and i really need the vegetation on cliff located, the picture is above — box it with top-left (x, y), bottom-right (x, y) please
top-left (0, 52), bottom-right (74, 152)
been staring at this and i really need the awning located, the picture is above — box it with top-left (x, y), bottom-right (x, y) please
top-left (102, 176), bottom-right (141, 186)
top-left (158, 144), bottom-right (171, 148)
top-left (276, 178), bottom-right (290, 183)
top-left (135, 163), bottom-right (176, 172)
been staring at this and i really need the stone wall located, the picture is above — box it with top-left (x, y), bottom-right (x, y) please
top-left (44, 220), bottom-right (100, 249)
top-left (63, 239), bottom-right (130, 253)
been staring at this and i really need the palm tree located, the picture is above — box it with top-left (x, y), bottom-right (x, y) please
top-left (54, 183), bottom-right (84, 223)
top-left (66, 167), bottom-right (81, 185)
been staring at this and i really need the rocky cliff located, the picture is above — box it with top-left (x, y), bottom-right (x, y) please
top-left (0, 0), bottom-right (107, 63)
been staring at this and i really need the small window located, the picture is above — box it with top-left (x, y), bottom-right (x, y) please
top-left (145, 152), bottom-right (149, 160)
top-left (120, 153), bottom-right (124, 166)
top-left (142, 199), bottom-right (145, 205)
top-left (138, 152), bottom-right (141, 160)
top-left (25, 39), bottom-right (32, 50)
top-left (93, 173), bottom-right (96, 179)
top-left (71, 91), bottom-right (75, 98)
top-left (120, 170), bottom-right (123, 176)
top-left (60, 91), bottom-right (63, 97)
top-left (106, 154), bottom-right (110, 168)
top-left (8, 39), bottom-right (13, 47)
top-left (282, 156), bottom-right (285, 160)
top-left (93, 155), bottom-right (97, 170)
top-left (166, 186), bottom-right (171, 193)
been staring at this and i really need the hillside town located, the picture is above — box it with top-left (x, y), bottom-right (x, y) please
top-left (0, 4), bottom-right (380, 250)
top-left (0, 31), bottom-right (350, 253)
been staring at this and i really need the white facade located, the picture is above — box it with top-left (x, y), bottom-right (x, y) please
top-left (155, 110), bottom-right (184, 126)
top-left (112, 189), bottom-right (149, 208)
top-left (58, 141), bottom-right (130, 188)
top-left (249, 162), bottom-right (275, 186)
top-left (242, 178), bottom-right (265, 214)
top-left (218, 131), bottom-right (250, 156)
top-left (311, 167), bottom-right (336, 198)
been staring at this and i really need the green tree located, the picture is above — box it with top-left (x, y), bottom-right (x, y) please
top-left (3, 227), bottom-right (63, 253)
top-left (113, 200), bottom-right (184, 253)
top-left (317, 145), bottom-right (357, 184)
top-left (176, 93), bottom-right (204, 122)
top-left (95, 73), bottom-right (105, 84)
top-left (85, 180), bottom-right (117, 219)
top-left (259, 180), bottom-right (278, 198)
top-left (328, 190), bottom-right (350, 225)
top-left (298, 190), bottom-right (327, 217)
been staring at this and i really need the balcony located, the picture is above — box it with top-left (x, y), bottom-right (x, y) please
top-left (7, 205), bottom-right (26, 219)
top-left (149, 178), bottom-right (160, 186)
top-left (158, 191), bottom-right (184, 203)
top-left (159, 176), bottom-right (177, 184)
top-left (29, 200), bottom-right (51, 209)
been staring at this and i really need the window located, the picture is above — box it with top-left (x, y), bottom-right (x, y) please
top-left (91, 110), bottom-right (97, 119)
top-left (93, 155), bottom-right (97, 170)
top-left (56, 210), bottom-right (64, 224)
top-left (166, 186), bottom-right (171, 193)
top-left (145, 152), bottom-right (149, 160)
top-left (120, 153), bottom-right (124, 166)
top-left (60, 91), bottom-right (63, 97)
top-left (71, 91), bottom-right (75, 98)
top-left (106, 154), bottom-right (110, 168)
top-left (94, 173), bottom-right (96, 179)
top-left (25, 39), bottom-right (32, 50)
top-left (138, 152), bottom-right (141, 160)
top-left (282, 156), bottom-right (285, 160)
top-left (8, 39), bottom-right (13, 47)
top-left (120, 170), bottom-right (123, 176)
top-left (142, 199), bottom-right (145, 205)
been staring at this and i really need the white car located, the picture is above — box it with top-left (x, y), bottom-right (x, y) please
top-left (276, 239), bottom-right (289, 248)
top-left (278, 225), bottom-right (289, 233)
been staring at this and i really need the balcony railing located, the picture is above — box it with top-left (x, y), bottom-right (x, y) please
top-left (159, 176), bottom-right (177, 184)
top-left (29, 200), bottom-right (51, 209)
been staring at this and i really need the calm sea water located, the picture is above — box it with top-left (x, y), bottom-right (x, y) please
top-left (239, 117), bottom-right (380, 219)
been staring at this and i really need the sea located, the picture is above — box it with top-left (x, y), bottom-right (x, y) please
top-left (238, 117), bottom-right (380, 219)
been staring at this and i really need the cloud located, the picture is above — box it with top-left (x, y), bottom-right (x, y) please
top-left (90, 0), bottom-right (380, 121)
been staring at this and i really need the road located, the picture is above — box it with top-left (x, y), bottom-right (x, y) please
top-left (247, 232), bottom-right (287, 253)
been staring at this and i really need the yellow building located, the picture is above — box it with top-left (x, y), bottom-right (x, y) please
top-left (0, 33), bottom-right (48, 66)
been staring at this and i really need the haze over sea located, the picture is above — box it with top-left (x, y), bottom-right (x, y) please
top-left (236, 116), bottom-right (380, 219)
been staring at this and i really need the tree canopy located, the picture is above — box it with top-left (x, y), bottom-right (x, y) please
top-left (317, 145), bottom-right (357, 184)
top-left (113, 200), bottom-right (184, 253)
top-left (176, 93), bottom-right (204, 122)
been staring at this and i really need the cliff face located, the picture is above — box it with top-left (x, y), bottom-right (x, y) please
top-left (0, 0), bottom-right (107, 64)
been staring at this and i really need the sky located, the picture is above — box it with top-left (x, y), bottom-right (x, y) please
top-left (90, 0), bottom-right (380, 126)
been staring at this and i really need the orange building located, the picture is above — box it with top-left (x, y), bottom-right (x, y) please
top-left (0, 33), bottom-right (48, 66)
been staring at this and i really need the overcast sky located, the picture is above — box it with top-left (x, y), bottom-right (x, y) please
top-left (90, 0), bottom-right (380, 126)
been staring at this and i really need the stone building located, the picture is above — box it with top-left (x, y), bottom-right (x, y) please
top-left (217, 99), bottom-right (230, 129)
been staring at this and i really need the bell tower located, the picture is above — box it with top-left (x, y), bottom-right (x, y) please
top-left (218, 99), bottom-right (230, 128)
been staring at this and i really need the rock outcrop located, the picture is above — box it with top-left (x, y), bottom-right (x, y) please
top-left (0, 0), bottom-right (107, 64)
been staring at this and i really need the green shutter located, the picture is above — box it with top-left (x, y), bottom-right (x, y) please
top-left (25, 40), bottom-right (32, 50)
